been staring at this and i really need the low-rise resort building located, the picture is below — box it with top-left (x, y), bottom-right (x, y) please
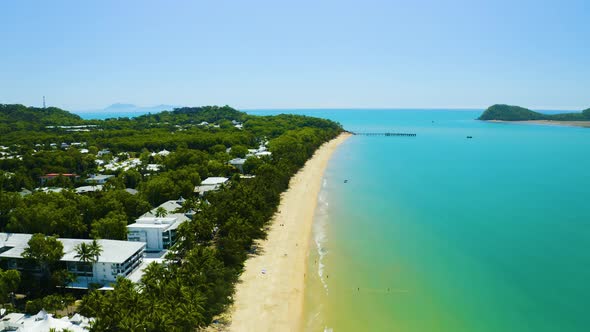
top-left (194, 177), bottom-right (229, 196)
top-left (127, 215), bottom-right (188, 252)
top-left (0, 233), bottom-right (145, 288)
top-left (127, 197), bottom-right (191, 252)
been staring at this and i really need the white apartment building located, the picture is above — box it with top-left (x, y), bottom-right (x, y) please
top-left (127, 214), bottom-right (188, 252)
top-left (0, 233), bottom-right (145, 287)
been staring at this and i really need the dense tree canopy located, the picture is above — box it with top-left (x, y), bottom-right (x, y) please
top-left (0, 103), bottom-right (342, 329)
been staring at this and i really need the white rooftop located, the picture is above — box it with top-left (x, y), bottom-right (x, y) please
top-left (0, 233), bottom-right (145, 264)
top-left (128, 214), bottom-right (188, 232)
top-left (125, 188), bottom-right (138, 195)
top-left (35, 187), bottom-right (64, 193)
top-left (0, 311), bottom-right (91, 331)
top-left (60, 239), bottom-right (145, 264)
top-left (75, 185), bottom-right (103, 194)
top-left (86, 174), bottom-right (114, 181)
top-left (141, 199), bottom-right (186, 218)
top-left (201, 177), bottom-right (229, 185)
top-left (255, 151), bottom-right (272, 157)
top-left (146, 164), bottom-right (161, 171)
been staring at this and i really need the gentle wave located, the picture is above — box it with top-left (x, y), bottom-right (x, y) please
top-left (314, 178), bottom-right (330, 294)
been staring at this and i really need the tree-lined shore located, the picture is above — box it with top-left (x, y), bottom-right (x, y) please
top-left (0, 104), bottom-right (343, 330)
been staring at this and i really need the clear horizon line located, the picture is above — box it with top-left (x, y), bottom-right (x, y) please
top-left (4, 101), bottom-right (586, 113)
top-left (70, 106), bottom-right (586, 113)
top-left (237, 106), bottom-right (587, 112)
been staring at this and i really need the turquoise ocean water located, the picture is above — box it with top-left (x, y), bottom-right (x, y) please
top-left (81, 109), bottom-right (590, 331)
top-left (250, 109), bottom-right (590, 332)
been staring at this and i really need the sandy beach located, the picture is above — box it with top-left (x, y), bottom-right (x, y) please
top-left (226, 132), bottom-right (351, 332)
top-left (488, 120), bottom-right (590, 128)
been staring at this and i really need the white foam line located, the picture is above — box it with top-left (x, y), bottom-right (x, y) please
top-left (314, 179), bottom-right (330, 294)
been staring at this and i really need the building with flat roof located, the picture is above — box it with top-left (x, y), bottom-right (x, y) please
top-left (0, 233), bottom-right (145, 288)
top-left (128, 197), bottom-right (193, 252)
top-left (194, 177), bottom-right (229, 196)
top-left (127, 214), bottom-right (188, 252)
top-left (229, 158), bottom-right (247, 172)
top-left (39, 173), bottom-right (79, 185)
top-left (86, 174), bottom-right (114, 184)
top-left (140, 198), bottom-right (185, 218)
top-left (75, 185), bottom-right (103, 194)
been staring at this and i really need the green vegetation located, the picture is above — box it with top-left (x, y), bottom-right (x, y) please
top-left (478, 104), bottom-right (590, 121)
top-left (74, 240), bottom-right (103, 287)
top-left (22, 234), bottom-right (64, 281)
top-left (0, 104), bottom-right (83, 134)
top-left (0, 268), bottom-right (20, 303)
top-left (0, 103), bottom-right (342, 329)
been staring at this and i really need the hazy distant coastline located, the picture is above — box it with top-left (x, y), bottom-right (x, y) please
top-left (75, 103), bottom-right (180, 114)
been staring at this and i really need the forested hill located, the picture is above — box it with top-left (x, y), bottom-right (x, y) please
top-left (0, 104), bottom-right (83, 131)
top-left (478, 104), bottom-right (590, 121)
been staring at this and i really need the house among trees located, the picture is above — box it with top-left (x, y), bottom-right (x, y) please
top-left (140, 198), bottom-right (185, 217)
top-left (85, 174), bottom-right (114, 185)
top-left (0, 233), bottom-right (145, 288)
top-left (194, 177), bottom-right (229, 196)
top-left (97, 149), bottom-right (111, 157)
top-left (75, 185), bottom-right (103, 194)
top-left (39, 173), bottom-right (79, 185)
top-left (229, 158), bottom-right (246, 172)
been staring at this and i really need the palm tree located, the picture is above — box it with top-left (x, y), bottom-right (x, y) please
top-left (90, 239), bottom-right (103, 262)
top-left (154, 207), bottom-right (168, 218)
top-left (74, 239), bottom-right (103, 288)
top-left (74, 242), bottom-right (92, 287)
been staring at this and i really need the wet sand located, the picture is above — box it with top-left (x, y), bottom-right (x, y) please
top-left (227, 132), bottom-right (351, 332)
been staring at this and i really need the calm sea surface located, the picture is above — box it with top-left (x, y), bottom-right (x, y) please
top-left (82, 109), bottom-right (590, 331)
top-left (249, 109), bottom-right (590, 332)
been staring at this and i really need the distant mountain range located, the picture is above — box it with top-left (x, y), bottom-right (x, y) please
top-left (77, 103), bottom-right (180, 114)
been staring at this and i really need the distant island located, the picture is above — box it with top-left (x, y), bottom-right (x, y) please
top-left (478, 104), bottom-right (590, 127)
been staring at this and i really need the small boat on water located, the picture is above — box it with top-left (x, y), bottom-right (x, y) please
top-left (466, 136), bottom-right (473, 139)
top-left (344, 179), bottom-right (348, 183)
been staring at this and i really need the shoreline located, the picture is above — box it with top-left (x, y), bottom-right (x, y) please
top-left (226, 132), bottom-right (351, 332)
top-left (487, 120), bottom-right (590, 128)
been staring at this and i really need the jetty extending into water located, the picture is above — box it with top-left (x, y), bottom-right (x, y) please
top-left (350, 132), bottom-right (416, 137)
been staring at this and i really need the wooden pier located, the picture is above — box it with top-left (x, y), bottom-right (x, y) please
top-left (351, 132), bottom-right (416, 137)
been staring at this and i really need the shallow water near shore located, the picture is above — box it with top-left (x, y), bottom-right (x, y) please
top-left (249, 109), bottom-right (590, 332)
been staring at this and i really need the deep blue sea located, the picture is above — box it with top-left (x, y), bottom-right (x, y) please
top-left (80, 109), bottom-right (590, 331)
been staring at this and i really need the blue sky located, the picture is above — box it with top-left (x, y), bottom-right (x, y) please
top-left (1, 0), bottom-right (588, 110)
